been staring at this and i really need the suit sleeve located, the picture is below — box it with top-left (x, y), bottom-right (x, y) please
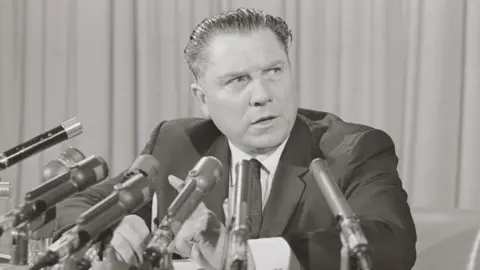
top-left (51, 121), bottom-right (166, 240)
top-left (282, 129), bottom-right (417, 270)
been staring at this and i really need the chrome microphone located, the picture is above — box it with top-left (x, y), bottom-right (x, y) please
top-left (141, 156), bottom-right (223, 269)
top-left (309, 158), bottom-right (372, 270)
top-left (222, 160), bottom-right (252, 270)
top-left (0, 118), bottom-right (82, 171)
top-left (0, 182), bottom-right (11, 199)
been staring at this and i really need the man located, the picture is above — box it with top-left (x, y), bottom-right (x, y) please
top-left (53, 7), bottom-right (417, 270)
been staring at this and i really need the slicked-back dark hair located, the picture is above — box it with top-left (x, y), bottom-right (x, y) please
top-left (184, 8), bottom-right (293, 80)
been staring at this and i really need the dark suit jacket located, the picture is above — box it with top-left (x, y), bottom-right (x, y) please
top-left (54, 108), bottom-right (417, 270)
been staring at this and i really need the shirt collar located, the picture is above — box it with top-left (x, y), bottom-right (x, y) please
top-left (228, 135), bottom-right (290, 174)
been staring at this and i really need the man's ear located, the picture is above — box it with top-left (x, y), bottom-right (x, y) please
top-left (191, 83), bottom-right (210, 118)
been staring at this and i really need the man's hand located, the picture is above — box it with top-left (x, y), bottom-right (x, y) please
top-left (168, 175), bottom-right (228, 269)
top-left (90, 246), bottom-right (137, 270)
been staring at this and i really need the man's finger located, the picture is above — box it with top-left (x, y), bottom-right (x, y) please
top-left (168, 175), bottom-right (185, 191)
top-left (167, 174), bottom-right (209, 218)
top-left (171, 211), bottom-right (211, 258)
top-left (190, 243), bottom-right (213, 269)
top-left (104, 245), bottom-right (122, 262)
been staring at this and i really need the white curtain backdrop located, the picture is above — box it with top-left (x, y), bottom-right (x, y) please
top-left (0, 0), bottom-right (479, 216)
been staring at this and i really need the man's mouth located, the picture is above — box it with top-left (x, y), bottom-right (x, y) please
top-left (253, 116), bottom-right (278, 124)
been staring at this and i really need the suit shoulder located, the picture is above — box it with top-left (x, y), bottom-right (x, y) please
top-left (152, 117), bottom-right (214, 139)
top-left (140, 117), bottom-right (209, 154)
top-left (297, 108), bottom-right (396, 158)
top-left (159, 117), bottom-right (208, 131)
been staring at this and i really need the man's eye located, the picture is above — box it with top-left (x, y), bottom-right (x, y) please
top-left (268, 67), bottom-right (282, 74)
top-left (228, 76), bottom-right (248, 84)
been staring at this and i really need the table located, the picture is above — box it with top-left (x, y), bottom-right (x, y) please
top-left (0, 258), bottom-right (204, 270)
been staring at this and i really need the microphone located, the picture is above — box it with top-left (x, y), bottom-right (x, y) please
top-left (0, 155), bottom-right (108, 237)
top-left (0, 118), bottom-right (82, 171)
top-left (30, 155), bottom-right (160, 269)
top-left (222, 160), bottom-right (252, 270)
top-left (30, 147), bottom-right (87, 238)
top-left (309, 158), bottom-right (372, 270)
top-left (0, 182), bottom-right (11, 199)
top-left (42, 147), bottom-right (86, 181)
top-left (142, 156), bottom-right (223, 269)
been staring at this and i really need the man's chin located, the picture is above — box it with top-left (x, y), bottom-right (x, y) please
top-left (248, 134), bottom-right (289, 154)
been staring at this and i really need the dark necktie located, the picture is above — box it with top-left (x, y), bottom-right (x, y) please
top-left (249, 158), bottom-right (263, 239)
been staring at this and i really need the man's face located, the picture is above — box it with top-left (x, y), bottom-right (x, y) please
top-left (191, 29), bottom-right (298, 155)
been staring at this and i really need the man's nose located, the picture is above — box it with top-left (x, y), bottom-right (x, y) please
top-left (249, 78), bottom-right (272, 106)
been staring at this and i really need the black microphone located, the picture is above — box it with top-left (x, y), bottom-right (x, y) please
top-left (42, 147), bottom-right (86, 181)
top-left (0, 118), bottom-right (83, 171)
top-left (0, 155), bottom-right (108, 237)
top-left (309, 158), bottom-right (372, 270)
top-left (222, 160), bottom-right (252, 270)
top-left (31, 147), bottom-right (87, 238)
top-left (30, 155), bottom-right (160, 269)
top-left (142, 156), bottom-right (223, 269)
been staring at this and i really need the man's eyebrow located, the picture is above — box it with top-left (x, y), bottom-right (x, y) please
top-left (263, 60), bottom-right (285, 69)
top-left (217, 70), bottom-right (249, 81)
top-left (217, 60), bottom-right (285, 81)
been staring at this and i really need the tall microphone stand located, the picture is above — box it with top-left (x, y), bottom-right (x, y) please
top-left (75, 229), bottom-right (114, 270)
top-left (10, 220), bottom-right (54, 269)
top-left (220, 160), bottom-right (251, 270)
top-left (9, 222), bottom-right (29, 265)
top-left (337, 215), bottom-right (372, 270)
top-left (340, 231), bottom-right (350, 270)
top-left (140, 220), bottom-right (174, 270)
top-left (221, 217), bottom-right (249, 270)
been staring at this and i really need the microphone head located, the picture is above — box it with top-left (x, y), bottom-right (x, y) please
top-left (309, 158), bottom-right (354, 218)
top-left (309, 158), bottom-right (330, 177)
top-left (42, 147), bottom-right (86, 182)
top-left (187, 156), bottom-right (223, 193)
top-left (75, 156), bottom-right (109, 184)
top-left (0, 182), bottom-right (11, 199)
top-left (129, 154), bottom-right (161, 179)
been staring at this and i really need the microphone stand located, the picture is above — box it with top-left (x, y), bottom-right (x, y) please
top-left (9, 222), bottom-right (29, 265)
top-left (75, 229), bottom-right (114, 270)
top-left (339, 232), bottom-right (350, 270)
top-left (220, 219), bottom-right (248, 270)
top-left (220, 194), bottom-right (249, 269)
top-left (336, 216), bottom-right (372, 270)
top-left (140, 222), bottom-right (174, 270)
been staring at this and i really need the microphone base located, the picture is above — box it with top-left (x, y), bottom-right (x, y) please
top-left (340, 241), bottom-right (350, 270)
top-left (339, 236), bottom-right (372, 270)
top-left (355, 251), bottom-right (372, 270)
top-left (230, 259), bottom-right (248, 270)
top-left (75, 258), bottom-right (92, 270)
top-left (10, 225), bottom-right (29, 266)
top-left (141, 249), bottom-right (173, 270)
top-left (30, 251), bottom-right (60, 270)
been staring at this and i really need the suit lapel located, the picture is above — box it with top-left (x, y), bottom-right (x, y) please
top-left (260, 162), bottom-right (307, 237)
top-left (260, 116), bottom-right (322, 237)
